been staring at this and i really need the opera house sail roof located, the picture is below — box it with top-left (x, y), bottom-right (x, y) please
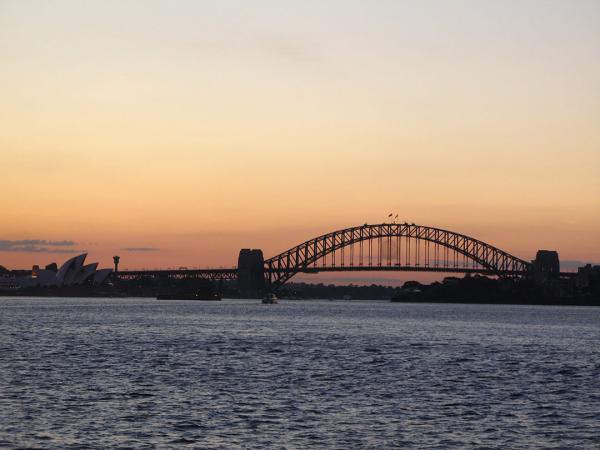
top-left (1, 254), bottom-right (113, 290)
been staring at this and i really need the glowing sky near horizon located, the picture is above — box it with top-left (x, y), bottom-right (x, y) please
top-left (1, 0), bottom-right (599, 280)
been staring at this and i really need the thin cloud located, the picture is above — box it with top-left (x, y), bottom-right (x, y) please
top-left (0, 239), bottom-right (82, 253)
top-left (122, 247), bottom-right (160, 252)
top-left (258, 36), bottom-right (320, 65)
top-left (184, 33), bottom-right (324, 68)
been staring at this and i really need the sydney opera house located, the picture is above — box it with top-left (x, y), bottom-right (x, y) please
top-left (0, 254), bottom-right (112, 291)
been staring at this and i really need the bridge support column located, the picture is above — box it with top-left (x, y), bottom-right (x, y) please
top-left (532, 250), bottom-right (560, 284)
top-left (237, 249), bottom-right (266, 298)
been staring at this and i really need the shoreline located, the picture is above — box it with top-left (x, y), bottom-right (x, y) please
top-left (1, 293), bottom-right (598, 307)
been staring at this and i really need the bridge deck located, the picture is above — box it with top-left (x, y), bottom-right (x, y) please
top-left (115, 268), bottom-right (237, 281)
top-left (114, 266), bottom-right (577, 281)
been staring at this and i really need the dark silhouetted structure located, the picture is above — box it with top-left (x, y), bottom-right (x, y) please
top-left (112, 223), bottom-right (581, 295)
top-left (237, 249), bottom-right (266, 298)
top-left (262, 223), bottom-right (532, 290)
top-left (532, 250), bottom-right (560, 284)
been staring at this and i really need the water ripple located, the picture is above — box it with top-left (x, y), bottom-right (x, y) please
top-left (1, 298), bottom-right (599, 449)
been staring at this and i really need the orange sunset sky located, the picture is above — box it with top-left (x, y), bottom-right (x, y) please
top-left (1, 1), bottom-right (599, 282)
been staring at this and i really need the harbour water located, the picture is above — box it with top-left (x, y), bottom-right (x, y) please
top-left (1, 297), bottom-right (599, 449)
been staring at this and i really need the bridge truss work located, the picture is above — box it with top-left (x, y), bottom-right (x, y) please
top-left (264, 223), bottom-right (531, 290)
top-left (114, 223), bottom-right (538, 290)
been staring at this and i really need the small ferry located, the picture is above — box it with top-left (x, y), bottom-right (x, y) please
top-left (262, 293), bottom-right (279, 304)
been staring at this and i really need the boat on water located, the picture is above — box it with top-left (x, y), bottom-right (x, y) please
top-left (156, 292), bottom-right (222, 301)
top-left (262, 293), bottom-right (278, 304)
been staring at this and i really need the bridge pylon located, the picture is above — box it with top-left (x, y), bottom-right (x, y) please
top-left (237, 249), bottom-right (266, 298)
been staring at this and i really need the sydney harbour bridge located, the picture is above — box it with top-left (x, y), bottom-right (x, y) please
top-left (115, 223), bottom-right (570, 293)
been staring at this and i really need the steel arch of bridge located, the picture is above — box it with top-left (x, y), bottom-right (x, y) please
top-left (264, 223), bottom-right (531, 290)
